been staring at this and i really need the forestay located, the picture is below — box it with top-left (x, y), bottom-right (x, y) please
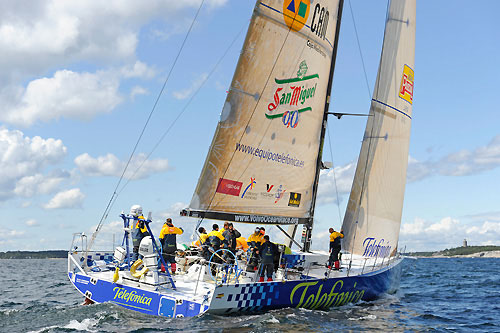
top-left (342, 0), bottom-right (416, 257)
top-left (187, 0), bottom-right (341, 225)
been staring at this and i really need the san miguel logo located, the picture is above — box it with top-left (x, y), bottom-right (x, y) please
top-left (267, 60), bottom-right (318, 128)
top-left (399, 64), bottom-right (414, 104)
top-left (283, 0), bottom-right (310, 32)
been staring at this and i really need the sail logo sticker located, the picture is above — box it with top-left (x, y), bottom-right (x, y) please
top-left (266, 60), bottom-right (318, 128)
top-left (399, 64), bottom-right (414, 104)
top-left (274, 185), bottom-right (286, 204)
top-left (288, 192), bottom-right (301, 207)
top-left (216, 178), bottom-right (242, 197)
top-left (241, 177), bottom-right (257, 199)
top-left (283, 0), bottom-right (310, 32)
top-left (362, 238), bottom-right (392, 258)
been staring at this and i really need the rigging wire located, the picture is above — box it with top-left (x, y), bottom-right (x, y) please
top-left (88, 0), bottom-right (206, 252)
top-left (348, 0), bottom-right (372, 99)
top-left (326, 124), bottom-right (343, 225)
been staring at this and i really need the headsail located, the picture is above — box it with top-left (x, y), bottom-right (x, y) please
top-left (341, 0), bottom-right (416, 258)
top-left (187, 0), bottom-right (342, 225)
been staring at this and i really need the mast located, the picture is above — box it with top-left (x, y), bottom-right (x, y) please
top-left (302, 0), bottom-right (344, 252)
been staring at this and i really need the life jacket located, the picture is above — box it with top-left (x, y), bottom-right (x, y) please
top-left (207, 230), bottom-right (224, 248)
top-left (131, 216), bottom-right (148, 244)
top-left (247, 233), bottom-right (264, 248)
top-left (330, 231), bottom-right (344, 249)
top-left (160, 225), bottom-right (183, 253)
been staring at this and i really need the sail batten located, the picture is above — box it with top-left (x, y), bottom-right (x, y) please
top-left (341, 0), bottom-right (416, 258)
top-left (189, 0), bottom-right (342, 225)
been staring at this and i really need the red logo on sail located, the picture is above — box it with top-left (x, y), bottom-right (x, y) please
top-left (399, 64), bottom-right (414, 104)
top-left (216, 178), bottom-right (243, 196)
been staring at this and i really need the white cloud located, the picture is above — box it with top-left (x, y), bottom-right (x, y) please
top-left (121, 61), bottom-right (156, 79)
top-left (407, 135), bottom-right (500, 182)
top-left (2, 69), bottom-right (122, 127)
top-left (14, 171), bottom-right (69, 197)
top-left (0, 1), bottom-right (228, 84)
top-left (0, 229), bottom-right (26, 244)
top-left (43, 188), bottom-right (85, 209)
top-left (74, 152), bottom-right (169, 180)
top-left (316, 162), bottom-right (356, 205)
top-left (0, 1), bottom-right (229, 127)
top-left (0, 128), bottom-right (67, 201)
top-left (26, 219), bottom-right (38, 227)
top-left (130, 86), bottom-right (148, 100)
top-left (466, 221), bottom-right (500, 235)
top-left (172, 73), bottom-right (209, 100)
top-left (426, 217), bottom-right (459, 233)
top-left (400, 215), bottom-right (500, 252)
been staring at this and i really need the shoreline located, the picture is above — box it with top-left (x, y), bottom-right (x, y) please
top-left (410, 250), bottom-right (500, 259)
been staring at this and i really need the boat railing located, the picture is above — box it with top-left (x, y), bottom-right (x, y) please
top-left (349, 253), bottom-right (400, 276)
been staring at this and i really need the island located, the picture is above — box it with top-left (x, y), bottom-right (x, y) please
top-left (405, 245), bottom-right (500, 258)
top-left (0, 250), bottom-right (67, 259)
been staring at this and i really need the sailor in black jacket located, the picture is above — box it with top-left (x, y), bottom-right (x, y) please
top-left (258, 235), bottom-right (277, 282)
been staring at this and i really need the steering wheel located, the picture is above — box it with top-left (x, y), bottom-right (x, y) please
top-left (208, 249), bottom-right (239, 284)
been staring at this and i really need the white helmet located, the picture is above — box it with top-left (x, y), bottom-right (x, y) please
top-left (130, 204), bottom-right (143, 217)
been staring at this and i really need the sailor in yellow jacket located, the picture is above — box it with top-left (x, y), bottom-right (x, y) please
top-left (207, 224), bottom-right (225, 251)
top-left (159, 218), bottom-right (183, 274)
top-left (328, 228), bottom-right (344, 269)
top-left (197, 227), bottom-right (209, 259)
top-left (130, 205), bottom-right (149, 261)
top-left (247, 227), bottom-right (265, 251)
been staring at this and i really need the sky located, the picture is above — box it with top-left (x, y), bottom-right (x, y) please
top-left (0, 0), bottom-right (499, 253)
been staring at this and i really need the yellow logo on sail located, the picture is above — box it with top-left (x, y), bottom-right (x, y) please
top-left (399, 64), bottom-right (414, 104)
top-left (283, 0), bottom-right (310, 32)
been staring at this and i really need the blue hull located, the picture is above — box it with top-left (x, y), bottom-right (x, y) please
top-left (69, 259), bottom-right (403, 317)
top-left (209, 258), bottom-right (403, 313)
top-left (68, 271), bottom-right (209, 317)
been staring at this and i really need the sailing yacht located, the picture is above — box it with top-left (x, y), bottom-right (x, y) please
top-left (68, 0), bottom-right (415, 317)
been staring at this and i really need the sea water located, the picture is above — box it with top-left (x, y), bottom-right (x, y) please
top-left (0, 258), bottom-right (498, 332)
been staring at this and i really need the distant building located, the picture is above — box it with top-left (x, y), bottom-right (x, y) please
top-left (463, 239), bottom-right (468, 247)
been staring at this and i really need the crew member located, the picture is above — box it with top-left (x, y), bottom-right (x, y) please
top-left (207, 224), bottom-right (225, 274)
top-left (130, 204), bottom-right (148, 262)
top-left (259, 235), bottom-right (277, 282)
top-left (328, 227), bottom-right (344, 270)
top-left (198, 227), bottom-right (209, 260)
top-left (247, 227), bottom-right (264, 251)
top-left (222, 223), bottom-right (241, 262)
top-left (207, 224), bottom-right (225, 252)
top-left (247, 227), bottom-right (265, 270)
top-left (159, 218), bottom-right (183, 275)
top-left (220, 221), bottom-right (230, 233)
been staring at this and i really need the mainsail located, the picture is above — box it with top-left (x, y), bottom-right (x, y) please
top-left (341, 0), bottom-right (416, 258)
top-left (187, 0), bottom-right (341, 226)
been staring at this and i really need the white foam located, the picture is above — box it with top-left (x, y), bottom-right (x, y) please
top-left (264, 315), bottom-right (280, 323)
top-left (64, 318), bottom-right (99, 332)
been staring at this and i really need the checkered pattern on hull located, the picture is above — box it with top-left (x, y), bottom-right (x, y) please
top-left (218, 282), bottom-right (280, 313)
